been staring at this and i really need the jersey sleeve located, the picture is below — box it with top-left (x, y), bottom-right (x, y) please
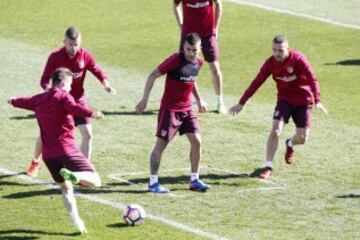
top-left (297, 54), bottom-right (321, 103)
top-left (10, 96), bottom-right (38, 111)
top-left (40, 53), bottom-right (55, 90)
top-left (239, 58), bottom-right (272, 105)
top-left (174, 0), bottom-right (182, 4)
top-left (85, 49), bottom-right (107, 84)
top-left (62, 93), bottom-right (93, 117)
top-left (157, 53), bottom-right (180, 75)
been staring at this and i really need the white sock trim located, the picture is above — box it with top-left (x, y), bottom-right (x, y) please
top-left (264, 161), bottom-right (273, 169)
top-left (149, 175), bottom-right (158, 186)
top-left (190, 173), bottom-right (199, 181)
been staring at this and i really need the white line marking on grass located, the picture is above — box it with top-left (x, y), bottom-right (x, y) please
top-left (234, 187), bottom-right (286, 194)
top-left (226, 0), bottom-right (360, 30)
top-left (0, 166), bottom-right (229, 240)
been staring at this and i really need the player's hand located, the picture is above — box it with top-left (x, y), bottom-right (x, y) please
top-left (7, 97), bottom-right (15, 104)
top-left (92, 111), bottom-right (104, 119)
top-left (197, 99), bottom-right (207, 113)
top-left (229, 103), bottom-right (244, 116)
top-left (135, 99), bottom-right (147, 114)
top-left (104, 85), bottom-right (117, 95)
top-left (315, 102), bottom-right (328, 115)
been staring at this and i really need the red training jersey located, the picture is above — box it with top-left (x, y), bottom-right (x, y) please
top-left (174, 0), bottom-right (216, 37)
top-left (158, 52), bottom-right (203, 111)
top-left (40, 47), bottom-right (107, 102)
top-left (10, 88), bottom-right (93, 159)
top-left (239, 50), bottom-right (321, 106)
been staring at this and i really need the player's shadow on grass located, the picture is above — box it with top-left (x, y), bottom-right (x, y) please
top-left (107, 223), bottom-right (129, 228)
top-left (9, 114), bottom-right (36, 120)
top-left (76, 188), bottom-right (148, 194)
top-left (0, 236), bottom-right (38, 240)
top-left (0, 173), bottom-right (45, 187)
top-left (0, 229), bottom-right (74, 237)
top-left (102, 110), bottom-right (158, 116)
top-left (107, 172), bottom-right (251, 188)
top-left (2, 188), bottom-right (59, 199)
top-left (335, 193), bottom-right (360, 198)
top-left (324, 59), bottom-right (360, 66)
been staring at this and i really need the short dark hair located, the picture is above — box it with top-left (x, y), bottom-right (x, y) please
top-left (51, 68), bottom-right (73, 86)
top-left (185, 33), bottom-right (201, 45)
top-left (65, 26), bottom-right (81, 40)
top-left (273, 35), bottom-right (288, 44)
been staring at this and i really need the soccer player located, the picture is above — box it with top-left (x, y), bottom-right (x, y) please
top-left (135, 33), bottom-right (209, 193)
top-left (26, 26), bottom-right (116, 177)
top-left (173, 0), bottom-right (227, 114)
top-left (8, 68), bottom-right (103, 234)
top-left (229, 35), bottom-right (328, 179)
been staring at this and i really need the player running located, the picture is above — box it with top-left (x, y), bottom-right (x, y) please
top-left (174, 0), bottom-right (227, 114)
top-left (8, 68), bottom-right (103, 234)
top-left (135, 33), bottom-right (209, 193)
top-left (26, 26), bottom-right (116, 177)
top-left (229, 35), bottom-right (328, 179)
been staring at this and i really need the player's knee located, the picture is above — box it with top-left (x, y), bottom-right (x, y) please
top-left (270, 128), bottom-right (281, 139)
top-left (60, 183), bottom-right (72, 193)
top-left (82, 131), bottom-right (93, 141)
top-left (297, 134), bottom-right (308, 144)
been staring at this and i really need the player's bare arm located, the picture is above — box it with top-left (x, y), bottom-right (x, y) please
top-left (173, 2), bottom-right (183, 30)
top-left (214, 0), bottom-right (222, 38)
top-left (192, 82), bottom-right (207, 113)
top-left (135, 68), bottom-right (162, 114)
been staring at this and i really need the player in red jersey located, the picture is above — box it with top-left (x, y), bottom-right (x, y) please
top-left (8, 68), bottom-right (103, 234)
top-left (229, 35), bottom-right (328, 179)
top-left (26, 27), bottom-right (116, 177)
top-left (135, 33), bottom-right (209, 193)
top-left (174, 0), bottom-right (227, 114)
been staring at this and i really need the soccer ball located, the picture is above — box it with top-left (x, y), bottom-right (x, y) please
top-left (123, 204), bottom-right (146, 226)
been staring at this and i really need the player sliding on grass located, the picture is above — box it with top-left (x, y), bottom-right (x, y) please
top-left (174, 0), bottom-right (227, 114)
top-left (26, 26), bottom-right (116, 177)
top-left (8, 68), bottom-right (103, 235)
top-left (229, 35), bottom-right (328, 179)
top-left (135, 33), bottom-right (209, 193)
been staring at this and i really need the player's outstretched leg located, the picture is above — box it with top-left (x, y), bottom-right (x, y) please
top-left (148, 138), bottom-right (169, 194)
top-left (186, 133), bottom-right (209, 191)
top-left (26, 136), bottom-right (42, 177)
top-left (285, 128), bottom-right (309, 164)
top-left (59, 182), bottom-right (87, 235)
top-left (209, 61), bottom-right (226, 114)
top-left (60, 168), bottom-right (101, 188)
top-left (259, 120), bottom-right (284, 179)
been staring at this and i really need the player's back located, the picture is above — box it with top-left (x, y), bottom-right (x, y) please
top-left (33, 89), bottom-right (78, 159)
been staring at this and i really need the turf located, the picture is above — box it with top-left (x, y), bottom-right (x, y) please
top-left (0, 1), bottom-right (359, 239)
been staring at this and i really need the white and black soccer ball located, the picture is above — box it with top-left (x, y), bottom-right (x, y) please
top-left (123, 204), bottom-right (146, 226)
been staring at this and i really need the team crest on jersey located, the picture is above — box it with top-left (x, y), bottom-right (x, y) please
top-left (161, 130), bottom-right (167, 137)
top-left (78, 59), bottom-right (84, 69)
top-left (287, 66), bottom-right (294, 73)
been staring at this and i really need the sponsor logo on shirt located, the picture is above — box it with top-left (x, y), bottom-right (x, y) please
top-left (186, 1), bottom-right (210, 8)
top-left (275, 75), bottom-right (297, 82)
top-left (180, 75), bottom-right (196, 82)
